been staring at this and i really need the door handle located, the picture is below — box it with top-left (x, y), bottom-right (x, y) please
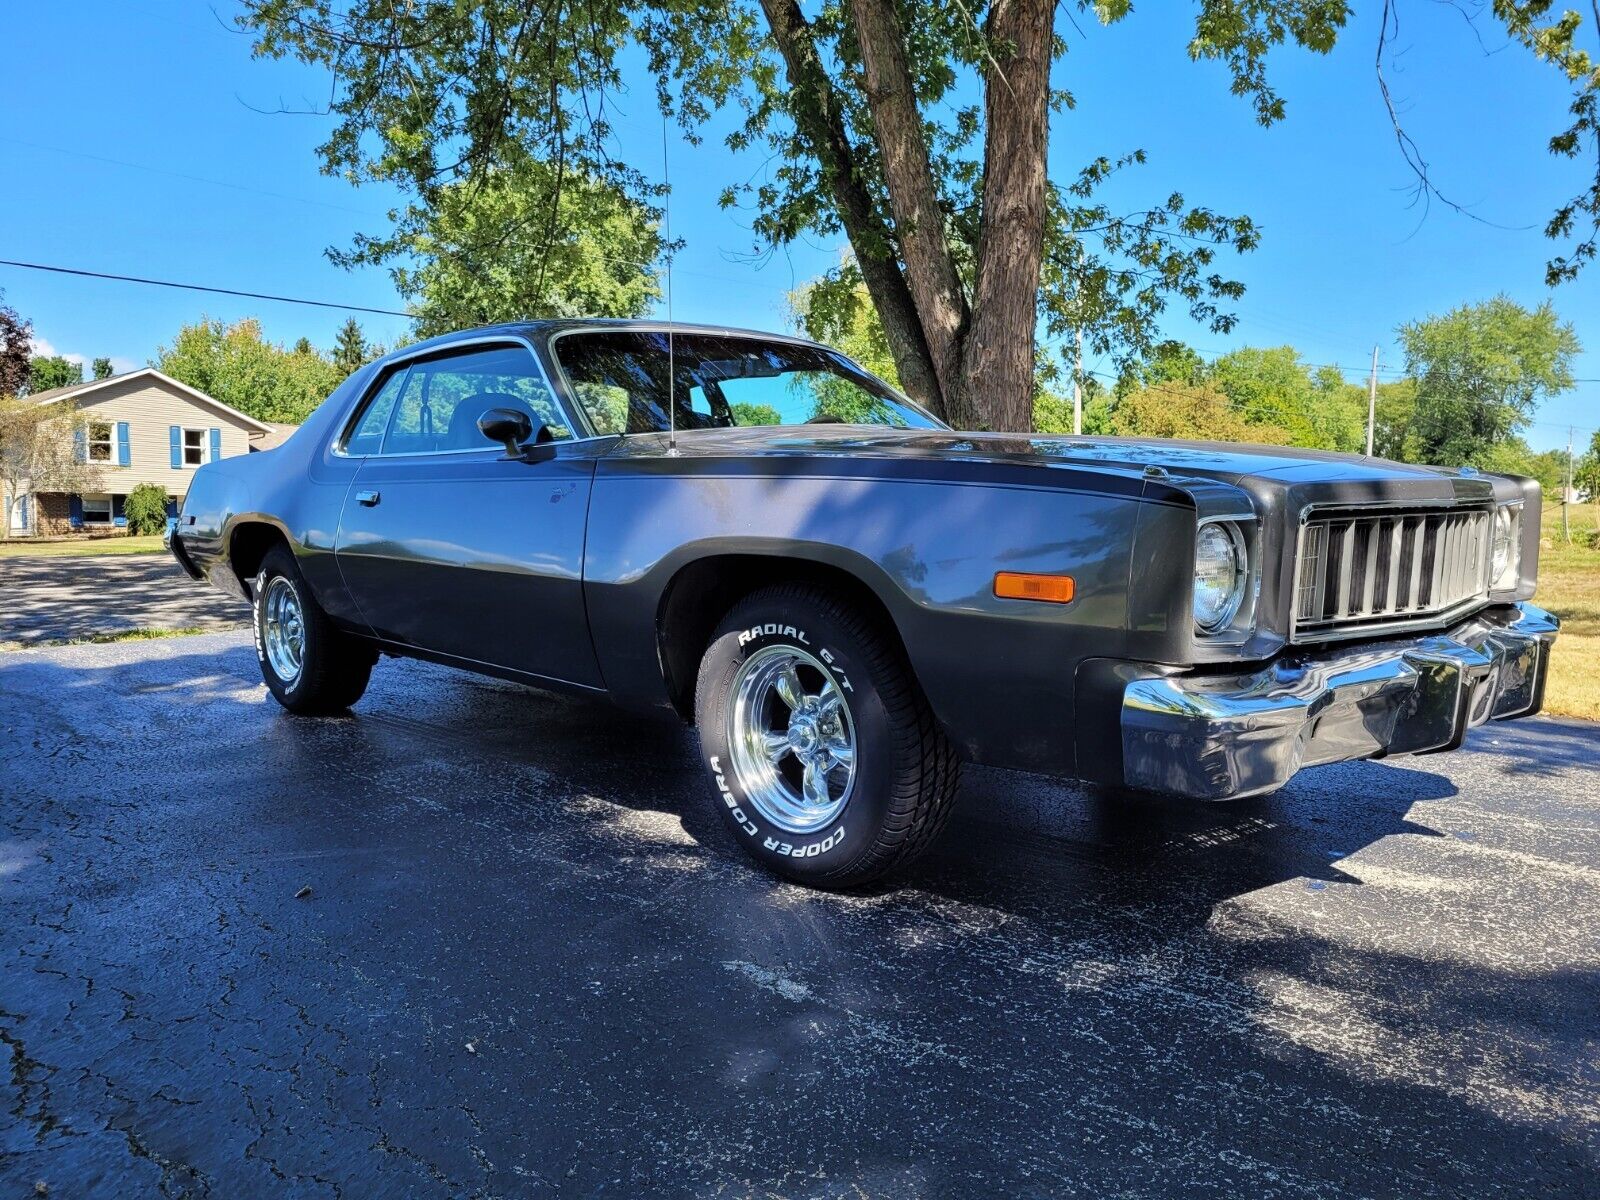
top-left (355, 489), bottom-right (381, 507)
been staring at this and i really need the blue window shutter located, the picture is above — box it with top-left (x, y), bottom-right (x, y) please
top-left (112, 495), bottom-right (126, 527)
top-left (116, 421), bottom-right (131, 466)
top-left (69, 495), bottom-right (83, 528)
top-left (209, 427), bottom-right (222, 463)
top-left (170, 426), bottom-right (181, 468)
top-left (18, 495), bottom-right (27, 531)
top-left (73, 427), bottom-right (87, 463)
top-left (165, 497), bottom-right (178, 518)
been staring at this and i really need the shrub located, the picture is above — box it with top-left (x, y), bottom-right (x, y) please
top-left (123, 483), bottom-right (170, 536)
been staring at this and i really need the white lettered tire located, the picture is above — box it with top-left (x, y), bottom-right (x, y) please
top-left (695, 583), bottom-right (960, 887)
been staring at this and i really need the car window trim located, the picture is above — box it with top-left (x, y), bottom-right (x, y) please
top-left (331, 334), bottom-right (586, 459)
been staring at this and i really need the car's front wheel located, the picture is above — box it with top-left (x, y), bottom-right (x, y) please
top-left (253, 544), bottom-right (376, 714)
top-left (695, 583), bottom-right (961, 887)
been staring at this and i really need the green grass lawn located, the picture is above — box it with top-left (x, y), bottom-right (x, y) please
top-left (1534, 502), bottom-right (1600, 721)
top-left (0, 534), bottom-right (167, 558)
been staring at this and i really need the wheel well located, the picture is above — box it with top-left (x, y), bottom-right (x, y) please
top-left (228, 522), bottom-right (289, 595)
top-left (656, 554), bottom-right (908, 722)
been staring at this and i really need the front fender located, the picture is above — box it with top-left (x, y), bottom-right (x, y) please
top-left (582, 467), bottom-right (1158, 776)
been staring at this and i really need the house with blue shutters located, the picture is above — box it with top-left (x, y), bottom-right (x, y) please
top-left (9, 368), bottom-right (277, 536)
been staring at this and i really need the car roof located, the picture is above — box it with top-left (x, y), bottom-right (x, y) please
top-left (386, 318), bottom-right (831, 362)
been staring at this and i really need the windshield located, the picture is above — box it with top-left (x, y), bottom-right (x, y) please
top-left (551, 330), bottom-right (944, 436)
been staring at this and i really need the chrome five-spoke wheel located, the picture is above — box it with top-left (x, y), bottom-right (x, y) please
top-left (726, 644), bottom-right (857, 834)
top-left (262, 575), bottom-right (306, 684)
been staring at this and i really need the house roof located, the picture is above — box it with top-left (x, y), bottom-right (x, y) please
top-left (249, 422), bottom-right (300, 450)
top-left (29, 367), bottom-right (277, 434)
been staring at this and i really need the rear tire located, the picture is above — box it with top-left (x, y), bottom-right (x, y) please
top-left (695, 583), bottom-right (960, 888)
top-left (253, 544), bottom-right (375, 714)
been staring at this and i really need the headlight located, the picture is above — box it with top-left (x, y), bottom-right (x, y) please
top-left (1490, 505), bottom-right (1521, 591)
top-left (1194, 520), bottom-right (1247, 634)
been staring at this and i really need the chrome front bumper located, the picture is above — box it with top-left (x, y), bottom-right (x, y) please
top-left (1120, 602), bottom-right (1560, 800)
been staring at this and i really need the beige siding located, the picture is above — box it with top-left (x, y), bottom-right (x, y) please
top-left (66, 377), bottom-right (261, 495)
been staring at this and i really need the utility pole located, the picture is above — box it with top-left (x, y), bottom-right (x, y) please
top-left (1365, 345), bottom-right (1379, 457)
top-left (1564, 426), bottom-right (1574, 543)
top-left (1072, 327), bottom-right (1084, 436)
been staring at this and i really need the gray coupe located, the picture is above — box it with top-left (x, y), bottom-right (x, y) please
top-left (171, 320), bottom-right (1560, 887)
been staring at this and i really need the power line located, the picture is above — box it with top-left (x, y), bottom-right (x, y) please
top-left (0, 258), bottom-right (412, 318)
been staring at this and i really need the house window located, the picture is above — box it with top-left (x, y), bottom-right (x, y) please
top-left (81, 496), bottom-right (113, 524)
top-left (88, 422), bottom-right (113, 462)
top-left (183, 429), bottom-right (206, 466)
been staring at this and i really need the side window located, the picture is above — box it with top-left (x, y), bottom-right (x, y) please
top-left (379, 345), bottom-right (571, 455)
top-left (345, 368), bottom-right (408, 455)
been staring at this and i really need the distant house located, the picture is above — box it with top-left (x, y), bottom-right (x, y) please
top-left (8, 368), bottom-right (274, 536)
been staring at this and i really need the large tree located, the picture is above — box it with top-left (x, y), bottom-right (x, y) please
top-left (154, 317), bottom-right (344, 424)
top-left (1399, 296), bottom-right (1580, 467)
top-left (243, 1), bottom-right (1600, 431)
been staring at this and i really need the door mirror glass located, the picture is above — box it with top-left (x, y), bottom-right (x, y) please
top-left (478, 407), bottom-right (534, 456)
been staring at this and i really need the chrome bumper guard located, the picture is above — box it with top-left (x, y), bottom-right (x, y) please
top-left (1120, 602), bottom-right (1560, 800)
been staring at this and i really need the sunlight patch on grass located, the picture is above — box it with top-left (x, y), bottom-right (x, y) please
top-left (0, 535), bottom-right (167, 558)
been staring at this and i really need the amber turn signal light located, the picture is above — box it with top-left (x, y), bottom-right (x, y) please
top-left (993, 572), bottom-right (1076, 604)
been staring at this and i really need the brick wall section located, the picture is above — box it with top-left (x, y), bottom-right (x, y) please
top-left (35, 492), bottom-right (73, 536)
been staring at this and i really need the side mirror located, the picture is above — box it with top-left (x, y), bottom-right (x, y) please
top-left (478, 407), bottom-right (533, 456)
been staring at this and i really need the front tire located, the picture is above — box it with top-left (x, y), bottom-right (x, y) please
top-left (694, 583), bottom-right (960, 887)
top-left (253, 544), bottom-right (375, 714)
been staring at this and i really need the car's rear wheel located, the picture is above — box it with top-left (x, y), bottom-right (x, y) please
top-left (253, 544), bottom-right (375, 714)
top-left (694, 583), bottom-right (961, 887)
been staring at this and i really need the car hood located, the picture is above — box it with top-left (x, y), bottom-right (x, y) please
top-left (607, 426), bottom-right (1469, 487)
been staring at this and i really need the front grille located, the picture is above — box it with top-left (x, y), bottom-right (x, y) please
top-left (1293, 507), bottom-right (1491, 638)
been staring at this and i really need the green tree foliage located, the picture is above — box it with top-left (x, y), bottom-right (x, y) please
top-left (332, 318), bottom-right (368, 375)
top-left (123, 482), bottom-right (170, 536)
top-left (1399, 297), bottom-right (1580, 467)
top-left (0, 294), bottom-right (29, 398)
top-left (154, 318), bottom-right (343, 424)
top-left (334, 161), bottom-right (661, 339)
top-left (92, 357), bottom-right (114, 380)
top-left (1204, 346), bottom-right (1364, 451)
top-left (1573, 430), bottom-right (1600, 503)
top-left (27, 355), bottom-right (83, 394)
top-left (1105, 382), bottom-right (1295, 445)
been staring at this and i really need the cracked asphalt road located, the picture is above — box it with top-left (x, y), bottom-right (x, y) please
top-left (2, 630), bottom-right (1597, 1198)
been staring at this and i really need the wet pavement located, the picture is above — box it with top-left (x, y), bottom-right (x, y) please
top-left (2, 630), bottom-right (1597, 1198)
top-left (0, 555), bottom-right (248, 645)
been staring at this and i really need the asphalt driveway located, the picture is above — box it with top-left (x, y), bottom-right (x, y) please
top-left (2, 630), bottom-right (1596, 1197)
top-left (0, 554), bottom-right (247, 645)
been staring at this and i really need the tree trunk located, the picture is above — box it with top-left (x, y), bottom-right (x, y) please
top-left (758, 0), bottom-right (944, 414)
top-left (848, 0), bottom-right (970, 407)
top-left (957, 0), bottom-right (1053, 432)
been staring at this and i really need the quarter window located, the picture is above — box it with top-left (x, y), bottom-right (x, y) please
top-left (183, 429), bottom-right (206, 466)
top-left (88, 422), bottom-right (113, 462)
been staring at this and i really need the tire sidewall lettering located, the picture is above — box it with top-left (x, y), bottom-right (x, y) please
top-left (708, 624), bottom-right (859, 859)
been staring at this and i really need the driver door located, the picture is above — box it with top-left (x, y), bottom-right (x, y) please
top-left (333, 341), bottom-right (606, 689)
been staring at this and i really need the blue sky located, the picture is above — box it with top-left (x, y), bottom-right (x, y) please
top-left (1, 0), bottom-right (1595, 452)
